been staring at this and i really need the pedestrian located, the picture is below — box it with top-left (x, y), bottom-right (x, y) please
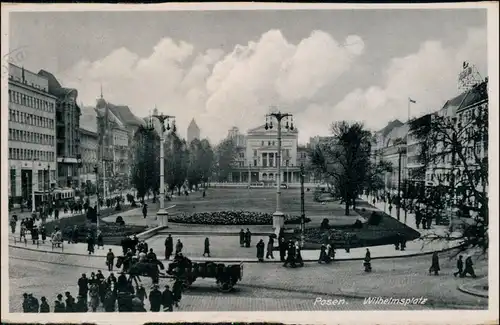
top-left (388, 204), bottom-right (393, 215)
top-left (64, 292), bottom-right (75, 312)
top-left (54, 294), bottom-right (65, 312)
top-left (461, 256), bottom-right (477, 278)
top-left (75, 295), bottom-right (88, 312)
top-left (142, 204), bottom-right (148, 219)
top-left (162, 285), bottom-right (174, 312)
top-left (147, 248), bottom-right (157, 261)
top-left (22, 293), bottom-right (30, 313)
top-left (89, 283), bottom-right (100, 312)
top-left (103, 289), bottom-right (116, 312)
top-left (266, 236), bottom-right (274, 259)
top-left (71, 225), bottom-right (79, 244)
top-left (10, 216), bottom-right (16, 234)
top-left (87, 233), bottom-right (95, 255)
top-left (239, 229), bottom-right (245, 247)
top-left (203, 237), bottom-right (210, 257)
top-left (429, 252), bottom-right (440, 275)
top-left (175, 239), bottom-right (183, 254)
top-left (54, 208), bottom-right (59, 220)
top-left (31, 226), bottom-right (39, 245)
top-left (106, 249), bottom-right (115, 271)
top-left (245, 228), bottom-right (252, 248)
top-left (363, 248), bottom-right (372, 272)
top-left (96, 270), bottom-right (105, 282)
top-left (454, 255), bottom-right (464, 277)
top-left (136, 284), bottom-right (147, 303)
top-left (279, 237), bottom-right (287, 262)
top-left (77, 273), bottom-right (89, 303)
top-left (256, 239), bottom-right (265, 262)
top-left (165, 234), bottom-right (173, 260)
top-left (172, 279), bottom-right (183, 308)
top-left (27, 293), bottom-right (39, 312)
top-left (97, 230), bottom-right (104, 249)
top-left (149, 284), bottom-right (162, 312)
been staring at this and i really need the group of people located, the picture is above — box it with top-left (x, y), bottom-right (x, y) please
top-left (21, 269), bottom-right (184, 313)
top-left (429, 252), bottom-right (477, 278)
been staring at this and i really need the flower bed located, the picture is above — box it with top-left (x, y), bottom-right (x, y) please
top-left (169, 211), bottom-right (311, 225)
top-left (61, 223), bottom-right (147, 245)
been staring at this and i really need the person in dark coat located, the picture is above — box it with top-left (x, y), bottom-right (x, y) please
top-left (147, 248), bottom-right (157, 262)
top-left (203, 237), bottom-right (210, 257)
top-left (64, 292), bottom-right (75, 312)
top-left (117, 273), bottom-right (128, 293)
top-left (256, 239), bottom-right (265, 262)
top-left (454, 255), bottom-right (464, 277)
top-left (31, 226), bottom-right (39, 245)
top-left (103, 290), bottom-right (117, 312)
top-left (164, 234), bottom-right (174, 260)
top-left (10, 216), bottom-right (17, 234)
top-left (142, 204), bottom-right (148, 219)
top-left (279, 237), bottom-right (287, 262)
top-left (162, 285), bottom-right (174, 312)
top-left (40, 226), bottom-right (47, 243)
top-left (239, 229), bottom-right (245, 247)
top-left (266, 236), bottom-right (274, 259)
top-left (172, 280), bottom-right (183, 307)
top-left (27, 293), bottom-right (39, 312)
top-left (77, 274), bottom-right (89, 303)
top-left (54, 208), bottom-right (60, 220)
top-left (75, 295), bottom-right (88, 312)
top-left (461, 256), bottom-right (477, 278)
top-left (136, 284), bottom-right (147, 303)
top-left (429, 252), bottom-right (440, 275)
top-left (149, 285), bottom-right (162, 312)
top-left (363, 248), bottom-right (372, 272)
top-left (175, 239), bottom-right (183, 254)
top-left (87, 234), bottom-right (95, 255)
top-left (284, 241), bottom-right (296, 267)
top-left (22, 293), bottom-right (30, 312)
top-left (245, 228), bottom-right (252, 248)
top-left (318, 244), bottom-right (329, 263)
top-left (106, 249), bottom-right (115, 271)
top-left (54, 296), bottom-right (65, 313)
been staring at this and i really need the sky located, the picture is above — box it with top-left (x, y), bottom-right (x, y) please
top-left (9, 9), bottom-right (488, 144)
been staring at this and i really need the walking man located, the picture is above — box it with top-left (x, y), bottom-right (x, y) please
top-left (165, 234), bottom-right (173, 260)
top-left (454, 255), bottom-right (464, 277)
top-left (239, 229), bottom-right (245, 247)
top-left (461, 256), bottom-right (477, 278)
top-left (106, 249), bottom-right (115, 271)
top-left (203, 237), bottom-right (210, 257)
top-left (175, 239), bottom-right (183, 255)
top-left (266, 236), bottom-right (274, 259)
top-left (429, 252), bottom-right (440, 276)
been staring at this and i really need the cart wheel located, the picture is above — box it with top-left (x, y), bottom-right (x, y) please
top-left (218, 281), bottom-right (233, 293)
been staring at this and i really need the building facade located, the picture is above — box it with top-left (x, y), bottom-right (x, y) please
top-left (226, 124), bottom-right (302, 183)
top-left (79, 128), bottom-right (99, 185)
top-left (187, 118), bottom-right (200, 144)
top-left (8, 64), bottom-right (58, 207)
top-left (38, 70), bottom-right (82, 188)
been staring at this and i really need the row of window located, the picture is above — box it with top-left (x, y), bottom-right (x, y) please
top-left (9, 148), bottom-right (55, 162)
top-left (9, 89), bottom-right (55, 113)
top-left (9, 109), bottom-right (55, 129)
top-left (252, 148), bottom-right (291, 157)
top-left (9, 128), bottom-right (55, 146)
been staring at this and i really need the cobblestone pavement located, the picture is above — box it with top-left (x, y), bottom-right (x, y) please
top-left (9, 246), bottom-right (488, 312)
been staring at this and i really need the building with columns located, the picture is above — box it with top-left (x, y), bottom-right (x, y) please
top-left (8, 64), bottom-right (58, 207)
top-left (227, 124), bottom-right (302, 183)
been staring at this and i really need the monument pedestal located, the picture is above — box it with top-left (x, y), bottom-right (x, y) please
top-left (157, 209), bottom-right (169, 228)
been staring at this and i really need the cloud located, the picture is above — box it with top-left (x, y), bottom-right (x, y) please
top-left (312, 27), bottom-right (488, 134)
top-left (60, 27), bottom-right (485, 145)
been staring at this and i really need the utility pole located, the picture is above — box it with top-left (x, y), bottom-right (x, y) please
top-left (265, 110), bottom-right (294, 238)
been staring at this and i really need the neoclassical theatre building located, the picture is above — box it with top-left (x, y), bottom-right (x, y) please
top-left (226, 125), bottom-right (309, 184)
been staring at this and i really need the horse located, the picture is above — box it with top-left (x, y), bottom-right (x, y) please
top-left (116, 256), bottom-right (165, 285)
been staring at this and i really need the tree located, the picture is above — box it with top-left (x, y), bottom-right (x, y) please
top-left (131, 125), bottom-right (160, 200)
top-left (309, 121), bottom-right (372, 215)
top-left (409, 80), bottom-right (488, 253)
top-left (187, 138), bottom-right (215, 189)
top-left (164, 132), bottom-right (189, 196)
top-left (364, 159), bottom-right (393, 197)
top-left (214, 138), bottom-right (237, 182)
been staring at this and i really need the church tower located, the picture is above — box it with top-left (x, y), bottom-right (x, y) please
top-left (187, 118), bottom-right (200, 144)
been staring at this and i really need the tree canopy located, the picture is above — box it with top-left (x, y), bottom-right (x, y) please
top-left (131, 125), bottom-right (160, 199)
top-left (214, 137), bottom-right (237, 182)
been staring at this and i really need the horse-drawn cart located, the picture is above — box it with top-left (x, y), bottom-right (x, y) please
top-left (166, 257), bottom-right (244, 293)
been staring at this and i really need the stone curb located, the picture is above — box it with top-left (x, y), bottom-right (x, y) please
top-left (136, 225), bottom-right (167, 241)
top-left (457, 283), bottom-right (489, 298)
top-left (8, 243), bottom-right (460, 263)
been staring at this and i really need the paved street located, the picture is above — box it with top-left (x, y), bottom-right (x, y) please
top-left (8, 246), bottom-right (488, 312)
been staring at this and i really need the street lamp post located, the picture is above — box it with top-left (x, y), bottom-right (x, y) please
top-left (31, 158), bottom-right (41, 213)
top-left (94, 165), bottom-right (100, 228)
top-left (265, 110), bottom-right (294, 238)
top-left (300, 164), bottom-right (305, 247)
top-left (151, 112), bottom-right (176, 228)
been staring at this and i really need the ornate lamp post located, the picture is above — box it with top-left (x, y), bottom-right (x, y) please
top-left (265, 110), bottom-right (294, 237)
top-left (149, 111), bottom-right (176, 228)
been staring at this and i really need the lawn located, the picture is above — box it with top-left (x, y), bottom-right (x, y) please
top-left (149, 187), bottom-right (358, 227)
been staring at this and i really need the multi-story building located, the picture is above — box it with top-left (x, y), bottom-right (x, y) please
top-left (95, 92), bottom-right (130, 194)
top-left (187, 119), bottom-right (201, 144)
top-left (38, 70), bottom-right (82, 188)
top-left (79, 107), bottom-right (99, 187)
top-left (8, 64), bottom-right (58, 207)
top-left (226, 124), bottom-right (302, 183)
